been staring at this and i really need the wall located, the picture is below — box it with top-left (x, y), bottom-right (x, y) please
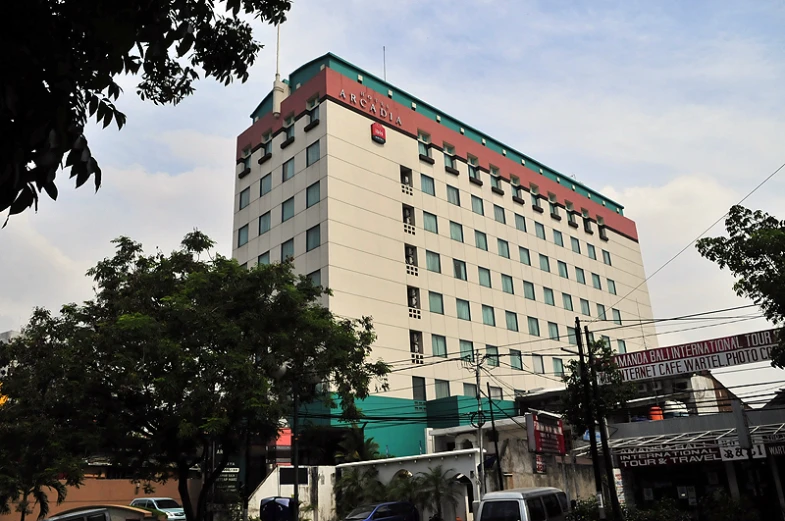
top-left (248, 467), bottom-right (335, 521)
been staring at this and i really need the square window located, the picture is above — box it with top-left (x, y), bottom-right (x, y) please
top-left (426, 250), bottom-right (441, 273)
top-left (475, 230), bottom-right (488, 251)
top-left (548, 322), bottom-right (559, 340)
top-left (571, 236), bottom-right (581, 254)
top-left (592, 273), bottom-right (602, 290)
top-left (543, 287), bottom-right (555, 306)
top-left (306, 224), bottom-right (320, 251)
top-left (412, 376), bottom-right (426, 401)
top-left (557, 261), bottom-right (569, 278)
top-left (505, 311), bottom-right (519, 332)
top-left (258, 251), bottom-right (270, 265)
top-left (515, 213), bottom-right (527, 232)
top-left (612, 308), bottom-right (622, 325)
top-left (489, 386), bottom-right (503, 400)
top-left (432, 335), bottom-right (447, 357)
top-left (501, 274), bottom-right (514, 294)
top-left (580, 299), bottom-right (591, 316)
top-left (587, 244), bottom-right (597, 260)
top-left (453, 259), bottom-right (467, 281)
top-left (552, 358), bottom-right (564, 376)
top-left (498, 239), bottom-right (510, 258)
top-left (460, 340), bottom-right (474, 361)
top-left (528, 316), bottom-right (540, 336)
top-left (603, 250), bottom-right (612, 266)
top-left (468, 162), bottom-right (479, 179)
top-left (617, 339), bottom-right (627, 354)
top-left (523, 281), bottom-right (536, 300)
top-left (450, 221), bottom-right (464, 242)
top-left (519, 247), bottom-right (531, 265)
top-left (282, 197), bottom-right (295, 222)
top-left (597, 303), bottom-right (606, 320)
top-left (435, 379), bottom-right (450, 399)
top-left (259, 211), bottom-right (271, 235)
top-left (482, 305), bottom-right (496, 326)
top-left (307, 269), bottom-right (321, 286)
top-left (282, 158), bottom-right (295, 182)
top-left (493, 205), bottom-right (506, 224)
top-left (478, 267), bottom-right (492, 288)
top-left (491, 176), bottom-right (502, 189)
top-left (238, 224), bottom-right (249, 246)
top-left (576, 267), bottom-right (586, 284)
top-left (539, 254), bottom-right (550, 272)
top-left (421, 174), bottom-right (435, 196)
top-left (447, 185), bottom-right (460, 205)
top-left (306, 141), bottom-right (320, 166)
top-left (456, 299), bottom-right (471, 321)
top-left (444, 148), bottom-right (456, 169)
top-left (486, 345), bottom-right (499, 367)
top-left (260, 173), bottom-right (272, 196)
top-left (239, 187), bottom-right (250, 210)
top-left (553, 230), bottom-right (564, 247)
top-left (549, 202), bottom-right (560, 217)
top-left (463, 382), bottom-right (477, 396)
top-left (471, 195), bottom-right (484, 215)
top-left (423, 212), bottom-right (438, 233)
top-left (532, 355), bottom-right (545, 374)
top-left (608, 279), bottom-right (617, 295)
top-left (510, 349), bottom-right (523, 370)
top-left (429, 292), bottom-right (444, 314)
top-left (567, 327), bottom-right (578, 345)
top-left (281, 238), bottom-right (294, 261)
top-left (562, 293), bottom-right (573, 311)
top-left (306, 181), bottom-right (320, 208)
top-left (535, 222), bottom-right (546, 240)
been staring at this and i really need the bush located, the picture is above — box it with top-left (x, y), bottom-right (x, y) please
top-left (566, 497), bottom-right (690, 521)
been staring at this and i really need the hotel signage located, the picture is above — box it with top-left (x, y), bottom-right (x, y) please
top-left (371, 122), bottom-right (386, 144)
top-left (339, 89), bottom-right (403, 126)
top-left (613, 328), bottom-right (780, 382)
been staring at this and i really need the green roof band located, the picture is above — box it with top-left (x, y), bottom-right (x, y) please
top-left (249, 53), bottom-right (624, 215)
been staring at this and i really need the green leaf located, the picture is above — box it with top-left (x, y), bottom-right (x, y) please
top-left (9, 185), bottom-right (35, 215)
top-left (43, 182), bottom-right (58, 201)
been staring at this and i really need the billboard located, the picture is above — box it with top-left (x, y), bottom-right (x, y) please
top-left (526, 413), bottom-right (566, 455)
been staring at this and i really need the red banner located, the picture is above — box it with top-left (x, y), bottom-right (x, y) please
top-left (526, 413), bottom-right (566, 455)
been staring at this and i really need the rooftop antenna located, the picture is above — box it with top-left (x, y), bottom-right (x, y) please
top-left (275, 24), bottom-right (281, 80)
top-left (271, 23), bottom-right (288, 118)
top-left (383, 46), bottom-right (387, 81)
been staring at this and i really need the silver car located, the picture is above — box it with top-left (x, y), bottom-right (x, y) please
top-left (477, 488), bottom-right (570, 521)
top-left (130, 498), bottom-right (186, 521)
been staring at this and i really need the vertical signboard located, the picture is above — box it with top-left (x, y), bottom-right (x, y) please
top-left (526, 413), bottom-right (566, 455)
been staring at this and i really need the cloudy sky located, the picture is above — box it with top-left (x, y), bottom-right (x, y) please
top-left (2, 0), bottom-right (784, 401)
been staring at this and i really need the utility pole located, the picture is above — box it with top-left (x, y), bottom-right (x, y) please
top-left (292, 389), bottom-right (300, 521)
top-left (487, 383), bottom-right (504, 491)
top-left (464, 350), bottom-right (487, 500)
top-left (575, 317), bottom-right (605, 519)
top-left (585, 326), bottom-right (622, 521)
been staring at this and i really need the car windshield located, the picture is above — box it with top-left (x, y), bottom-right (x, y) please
top-left (155, 500), bottom-right (181, 509)
top-left (346, 506), bottom-right (376, 520)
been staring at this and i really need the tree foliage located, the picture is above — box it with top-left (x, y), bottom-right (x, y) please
top-left (696, 204), bottom-right (785, 366)
top-left (1, 0), bottom-right (291, 220)
top-left (0, 231), bottom-right (388, 521)
top-left (335, 427), bottom-right (382, 463)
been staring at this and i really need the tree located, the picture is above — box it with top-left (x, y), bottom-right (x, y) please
top-left (412, 466), bottom-right (463, 521)
top-left (333, 467), bottom-right (386, 519)
top-left (696, 204), bottom-right (785, 366)
top-left (1, 0), bottom-right (291, 220)
top-left (335, 426), bottom-right (382, 463)
top-left (0, 231), bottom-right (389, 521)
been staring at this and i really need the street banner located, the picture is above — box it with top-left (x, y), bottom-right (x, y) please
top-left (615, 444), bottom-right (722, 468)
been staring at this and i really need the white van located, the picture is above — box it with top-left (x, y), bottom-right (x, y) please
top-left (477, 488), bottom-right (569, 521)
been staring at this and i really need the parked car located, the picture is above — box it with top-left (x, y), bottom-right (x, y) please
top-left (477, 488), bottom-right (569, 521)
top-left (130, 498), bottom-right (186, 521)
top-left (344, 502), bottom-right (419, 521)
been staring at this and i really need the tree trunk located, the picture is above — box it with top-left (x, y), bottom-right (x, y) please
top-left (19, 490), bottom-right (30, 521)
top-left (195, 448), bottom-right (230, 521)
top-left (178, 462), bottom-right (195, 521)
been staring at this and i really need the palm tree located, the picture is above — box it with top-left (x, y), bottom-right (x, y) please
top-left (334, 467), bottom-right (386, 518)
top-left (335, 427), bottom-right (381, 463)
top-left (386, 471), bottom-right (419, 506)
top-left (414, 466), bottom-right (464, 521)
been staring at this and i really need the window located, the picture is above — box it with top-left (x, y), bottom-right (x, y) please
top-left (282, 158), bottom-right (295, 182)
top-left (515, 213), bottom-right (527, 232)
top-left (282, 197), bottom-right (295, 222)
top-left (617, 339), bottom-right (628, 354)
top-left (548, 322), bottom-right (560, 340)
top-left (607, 279), bottom-right (617, 295)
top-left (552, 358), bottom-right (564, 376)
top-left (468, 156), bottom-right (479, 179)
top-left (307, 101), bottom-right (319, 123)
top-left (482, 305), bottom-right (496, 326)
top-left (260, 173), bottom-right (272, 196)
top-left (553, 230), bottom-right (564, 247)
top-left (567, 327), bottom-right (578, 345)
top-left (423, 212), bottom-right (438, 233)
top-left (453, 259), bottom-right (467, 281)
top-left (571, 236), bottom-right (581, 254)
top-left (531, 192), bottom-right (542, 208)
top-left (519, 247), bottom-right (531, 265)
top-left (412, 376), bottom-right (426, 401)
top-left (281, 238), bottom-right (294, 261)
top-left (501, 274), bottom-right (514, 294)
top-left (510, 350), bottom-right (523, 370)
top-left (557, 261), bottom-right (569, 278)
top-left (421, 174), bottom-right (435, 196)
top-left (237, 224), bottom-right (249, 246)
top-left (543, 287), bottom-right (555, 306)
top-left (475, 230), bottom-right (488, 251)
top-left (471, 195), bottom-right (484, 215)
top-left (306, 225), bottom-right (320, 251)
top-left (603, 250), bottom-right (612, 266)
top-left (432, 335), bottom-right (447, 357)
top-left (535, 222), bottom-right (546, 239)
top-left (493, 204), bottom-right (506, 224)
top-left (429, 292), bottom-right (444, 314)
top-left (285, 116), bottom-right (295, 139)
top-left (456, 299), bottom-right (471, 321)
top-left (539, 254), bottom-right (550, 272)
top-left (486, 345), bottom-right (499, 366)
top-left (425, 250), bottom-right (441, 273)
top-left (498, 239), bottom-right (510, 258)
top-left (306, 141), bottom-right (320, 166)
top-left (478, 267), bottom-right (492, 288)
top-left (444, 143), bottom-right (456, 168)
top-left (417, 130), bottom-right (431, 157)
top-left (612, 308), bottom-right (622, 325)
top-left (523, 281), bottom-right (536, 300)
top-left (463, 382), bottom-right (477, 397)
top-left (505, 311), bottom-right (519, 332)
top-left (435, 379), bottom-right (450, 399)
top-left (597, 303), bottom-right (606, 319)
top-left (460, 340), bottom-right (474, 361)
top-left (491, 175), bottom-right (502, 190)
top-left (450, 221), bottom-right (464, 242)
top-left (258, 251), bottom-right (270, 265)
top-left (592, 273), bottom-right (602, 290)
top-left (307, 269), bottom-right (321, 286)
top-left (528, 317), bottom-right (540, 336)
top-left (258, 211), bottom-right (271, 235)
top-left (239, 187), bottom-right (250, 209)
top-left (576, 267), bottom-right (586, 284)
top-left (447, 185), bottom-right (460, 205)
top-left (489, 386), bottom-right (503, 400)
top-left (580, 298), bottom-right (591, 316)
top-left (587, 243), bottom-right (597, 260)
top-left (562, 293), bottom-right (573, 311)
top-left (532, 355), bottom-right (545, 374)
top-left (601, 335), bottom-right (611, 348)
top-left (305, 181), bottom-right (321, 208)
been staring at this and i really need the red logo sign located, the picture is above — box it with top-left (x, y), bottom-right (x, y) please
top-left (371, 122), bottom-right (386, 144)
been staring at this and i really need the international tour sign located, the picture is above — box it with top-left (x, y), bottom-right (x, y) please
top-left (613, 328), bottom-right (780, 382)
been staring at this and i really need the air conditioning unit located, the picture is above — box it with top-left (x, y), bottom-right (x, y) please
top-left (651, 381), bottom-right (664, 392)
top-left (637, 383), bottom-right (648, 394)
